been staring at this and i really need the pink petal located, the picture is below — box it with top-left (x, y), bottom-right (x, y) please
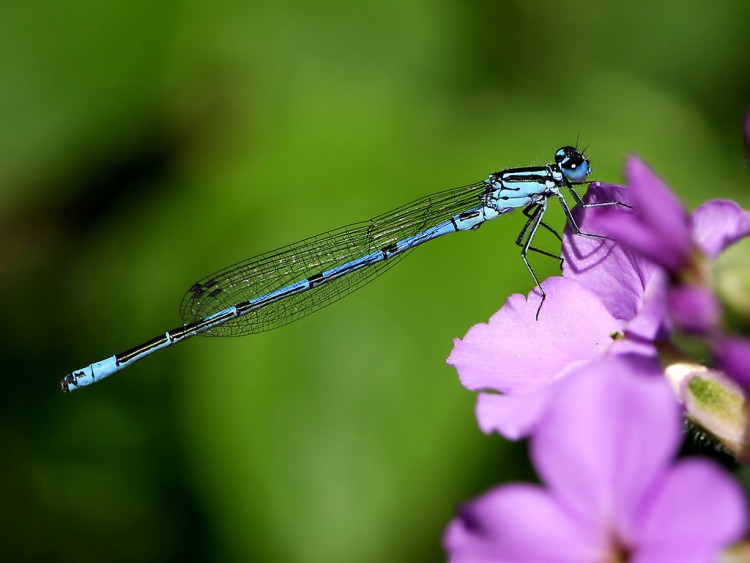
top-left (444, 484), bottom-right (603, 562)
top-left (667, 284), bottom-right (719, 334)
top-left (715, 335), bottom-right (750, 392)
top-left (447, 277), bottom-right (623, 395)
top-left (562, 186), bottom-right (645, 322)
top-left (634, 459), bottom-right (746, 561)
top-left (531, 356), bottom-right (681, 543)
top-left (624, 156), bottom-right (692, 265)
top-left (585, 158), bottom-right (692, 271)
top-left (563, 183), bottom-right (669, 340)
top-left (624, 267), bottom-right (671, 342)
top-left (690, 199), bottom-right (750, 259)
top-left (475, 385), bottom-right (557, 440)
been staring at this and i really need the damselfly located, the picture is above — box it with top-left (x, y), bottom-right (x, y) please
top-left (61, 146), bottom-right (621, 393)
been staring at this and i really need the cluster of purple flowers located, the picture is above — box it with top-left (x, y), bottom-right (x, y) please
top-left (444, 116), bottom-right (750, 562)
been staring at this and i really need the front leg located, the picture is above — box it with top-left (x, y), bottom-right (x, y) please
top-left (566, 183), bottom-right (633, 210)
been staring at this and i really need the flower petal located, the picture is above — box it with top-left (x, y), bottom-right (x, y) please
top-left (447, 277), bottom-right (622, 395)
top-left (564, 183), bottom-right (670, 340)
top-left (531, 355), bottom-right (681, 543)
top-left (634, 459), bottom-right (746, 562)
top-left (715, 336), bottom-right (750, 392)
top-left (586, 157), bottom-right (691, 271)
top-left (444, 484), bottom-right (602, 563)
top-left (625, 156), bottom-right (693, 261)
top-left (690, 199), bottom-right (750, 259)
top-left (624, 267), bottom-right (671, 342)
top-left (564, 184), bottom-right (643, 320)
top-left (475, 386), bottom-right (557, 440)
top-left (667, 284), bottom-right (719, 334)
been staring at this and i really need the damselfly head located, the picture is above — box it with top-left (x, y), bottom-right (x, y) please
top-left (555, 146), bottom-right (591, 184)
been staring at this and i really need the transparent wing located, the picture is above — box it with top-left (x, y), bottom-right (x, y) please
top-left (179, 182), bottom-right (488, 336)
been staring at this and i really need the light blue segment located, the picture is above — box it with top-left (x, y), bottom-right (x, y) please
top-left (67, 356), bottom-right (120, 389)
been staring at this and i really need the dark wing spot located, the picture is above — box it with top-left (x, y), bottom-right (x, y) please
top-left (189, 280), bottom-right (223, 300)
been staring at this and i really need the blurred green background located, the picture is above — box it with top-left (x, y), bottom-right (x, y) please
top-left (1, 1), bottom-right (749, 561)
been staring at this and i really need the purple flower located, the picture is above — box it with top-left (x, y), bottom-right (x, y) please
top-left (690, 198), bottom-right (750, 260)
top-left (585, 158), bottom-right (691, 271)
top-left (448, 183), bottom-right (667, 439)
top-left (582, 155), bottom-right (750, 390)
top-left (586, 157), bottom-right (750, 334)
top-left (561, 183), bottom-right (670, 342)
top-left (666, 285), bottom-right (720, 335)
top-left (449, 276), bottom-right (653, 439)
top-left (445, 357), bottom-right (747, 563)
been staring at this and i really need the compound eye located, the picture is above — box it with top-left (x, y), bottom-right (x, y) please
top-left (563, 155), bottom-right (590, 182)
top-left (564, 154), bottom-right (584, 170)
